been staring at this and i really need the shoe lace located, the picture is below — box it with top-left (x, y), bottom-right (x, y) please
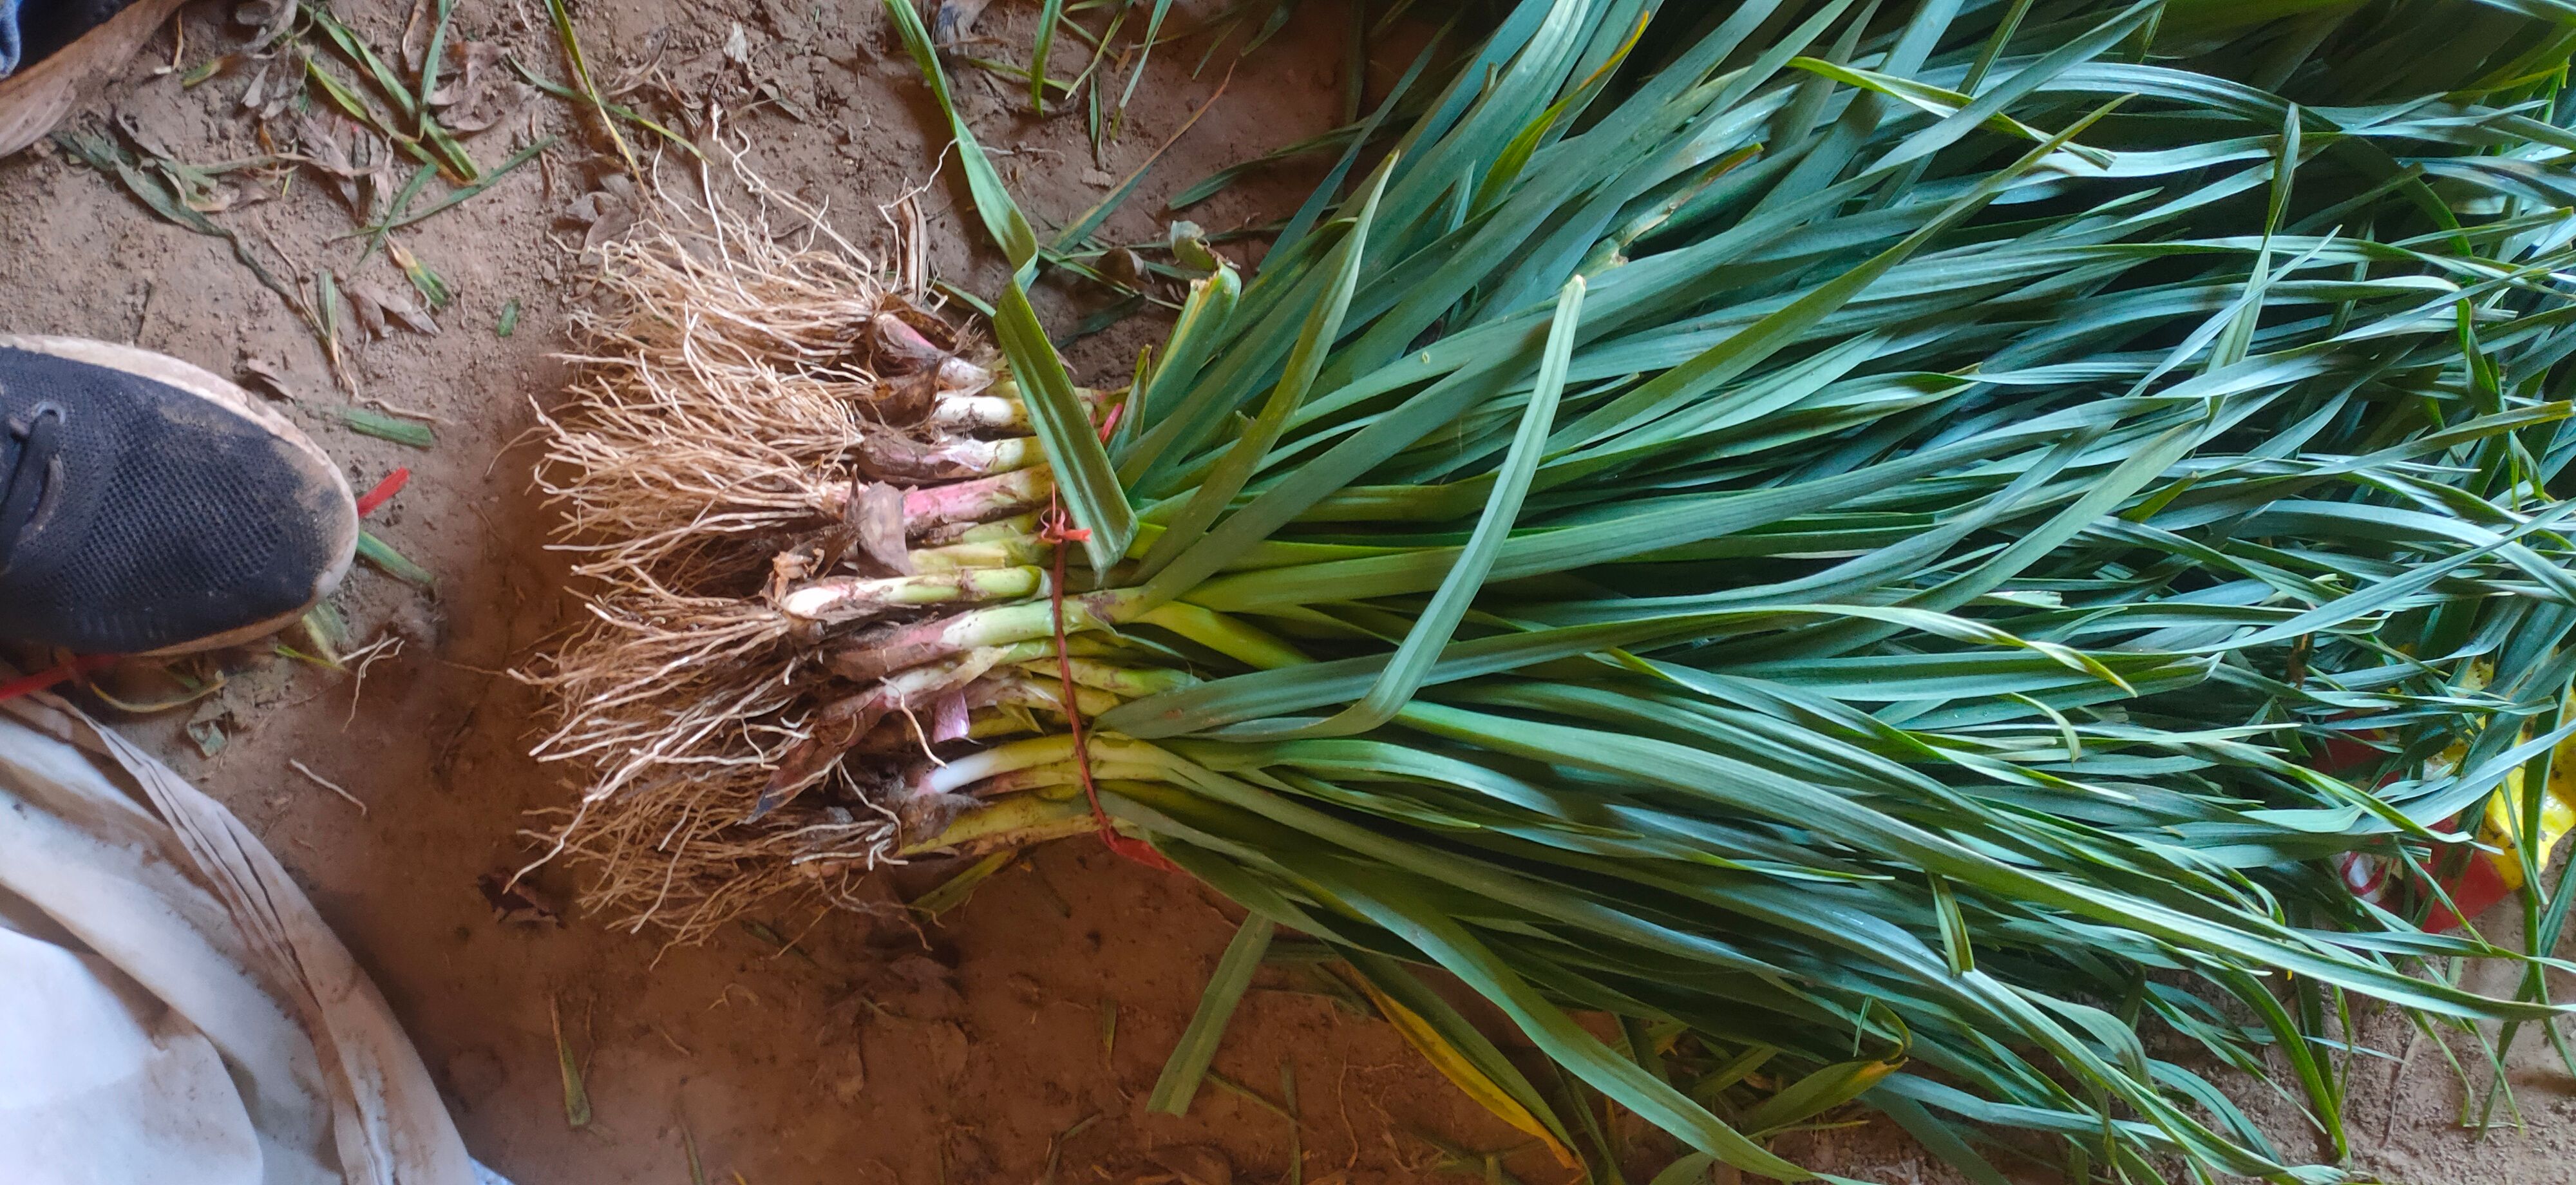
top-left (0, 403), bottom-right (66, 575)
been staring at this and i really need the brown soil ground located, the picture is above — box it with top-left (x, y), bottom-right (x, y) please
top-left (6, 2), bottom-right (2576, 1183)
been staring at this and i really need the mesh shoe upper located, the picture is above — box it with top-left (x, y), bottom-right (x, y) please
top-left (0, 340), bottom-right (357, 654)
top-left (6, 0), bottom-right (137, 76)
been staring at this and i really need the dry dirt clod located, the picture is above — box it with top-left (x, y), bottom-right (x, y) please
top-left (879, 952), bottom-right (965, 1020)
top-left (294, 114), bottom-right (391, 216)
top-left (828, 1045), bottom-right (867, 1103)
top-left (925, 1019), bottom-right (971, 1083)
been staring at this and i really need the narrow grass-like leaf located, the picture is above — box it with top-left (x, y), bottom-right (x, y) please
top-left (1117, 264), bottom-right (1241, 462)
top-left (1028, 0), bottom-right (1065, 111)
top-left (550, 996), bottom-right (591, 1128)
top-left (1240, 275), bottom-right (1586, 738)
top-left (354, 137), bottom-right (556, 235)
top-left (1340, 953), bottom-right (1580, 1168)
top-left (357, 531), bottom-right (433, 587)
top-left (1146, 916), bottom-right (1276, 1115)
top-left (1323, 867), bottom-right (1807, 1179)
top-left (544, 0), bottom-right (638, 179)
top-left (887, 0), bottom-right (1132, 570)
top-left (1137, 156), bottom-right (1395, 585)
top-left (909, 849), bottom-right (1016, 918)
top-left (1927, 873), bottom-right (1972, 975)
top-left (336, 406), bottom-right (436, 448)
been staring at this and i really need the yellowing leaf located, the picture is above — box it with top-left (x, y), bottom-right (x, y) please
top-left (1340, 968), bottom-right (1579, 1168)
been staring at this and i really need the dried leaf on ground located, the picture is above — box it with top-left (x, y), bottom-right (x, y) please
top-left (237, 50), bottom-right (307, 121)
top-left (238, 57), bottom-right (272, 111)
top-left (558, 175), bottom-right (638, 249)
top-left (400, 0), bottom-right (435, 72)
top-left (238, 355), bottom-right (298, 400)
top-left (294, 113), bottom-right (392, 215)
top-left (428, 41), bottom-right (527, 133)
top-left (348, 282), bottom-right (440, 337)
top-left (477, 872), bottom-right (567, 927)
top-left (232, 0), bottom-right (298, 52)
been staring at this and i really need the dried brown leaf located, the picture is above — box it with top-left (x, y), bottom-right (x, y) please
top-left (238, 355), bottom-right (298, 400)
top-left (477, 871), bottom-right (567, 927)
top-left (352, 281), bottom-right (441, 336)
top-left (400, 0), bottom-right (435, 73)
top-left (345, 284), bottom-right (388, 339)
top-left (294, 113), bottom-right (387, 214)
top-left (429, 42), bottom-right (527, 132)
top-left (239, 58), bottom-right (272, 111)
top-left (560, 176), bottom-right (639, 250)
top-left (233, 0), bottom-right (296, 50)
top-left (851, 481), bottom-right (912, 576)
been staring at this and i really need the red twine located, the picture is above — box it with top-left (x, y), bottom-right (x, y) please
top-left (1039, 494), bottom-right (1176, 873)
top-left (0, 653), bottom-right (118, 705)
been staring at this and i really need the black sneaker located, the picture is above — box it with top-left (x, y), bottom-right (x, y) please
top-left (0, 336), bottom-right (359, 656)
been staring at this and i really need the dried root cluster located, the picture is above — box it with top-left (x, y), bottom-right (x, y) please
top-left (525, 185), bottom-right (1104, 939)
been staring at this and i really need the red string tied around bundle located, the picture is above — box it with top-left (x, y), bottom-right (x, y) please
top-left (1039, 495), bottom-right (1177, 873)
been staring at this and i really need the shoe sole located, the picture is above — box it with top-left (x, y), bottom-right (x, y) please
top-left (0, 335), bottom-right (361, 656)
top-left (0, 0), bottom-right (193, 158)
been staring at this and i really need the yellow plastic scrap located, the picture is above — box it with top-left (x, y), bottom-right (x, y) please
top-left (2450, 666), bottom-right (2576, 892)
top-left (2276, 653), bottom-right (2567, 919)
top-left (2481, 732), bottom-right (2576, 891)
